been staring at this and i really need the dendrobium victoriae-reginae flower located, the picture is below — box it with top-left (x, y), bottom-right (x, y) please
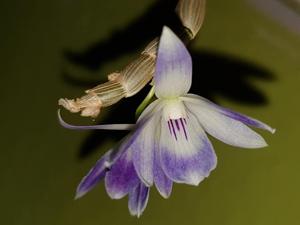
top-left (59, 26), bottom-right (275, 217)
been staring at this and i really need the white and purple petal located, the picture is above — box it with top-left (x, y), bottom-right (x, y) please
top-left (184, 97), bottom-right (270, 148)
top-left (159, 112), bottom-right (217, 185)
top-left (131, 111), bottom-right (164, 186)
top-left (154, 26), bottom-right (192, 98)
top-left (128, 182), bottom-right (150, 218)
top-left (134, 105), bottom-right (173, 197)
top-left (75, 150), bottom-right (112, 199)
top-left (153, 150), bottom-right (173, 198)
top-left (182, 94), bottom-right (275, 133)
top-left (105, 149), bottom-right (140, 199)
top-left (220, 108), bottom-right (275, 133)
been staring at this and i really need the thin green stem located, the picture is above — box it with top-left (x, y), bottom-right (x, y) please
top-left (135, 86), bottom-right (155, 119)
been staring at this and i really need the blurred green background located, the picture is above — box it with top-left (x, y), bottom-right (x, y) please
top-left (1, 0), bottom-right (300, 224)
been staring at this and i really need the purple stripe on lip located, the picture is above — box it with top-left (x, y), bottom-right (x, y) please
top-left (180, 118), bottom-right (188, 140)
top-left (175, 120), bottom-right (180, 131)
top-left (167, 121), bottom-right (172, 136)
top-left (170, 120), bottom-right (177, 140)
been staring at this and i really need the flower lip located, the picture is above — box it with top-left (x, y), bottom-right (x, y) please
top-left (162, 99), bottom-right (189, 141)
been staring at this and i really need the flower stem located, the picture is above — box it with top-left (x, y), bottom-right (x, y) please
top-left (135, 86), bottom-right (155, 118)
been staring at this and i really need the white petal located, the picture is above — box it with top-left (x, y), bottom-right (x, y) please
top-left (182, 94), bottom-right (275, 133)
top-left (58, 109), bottom-right (134, 130)
top-left (132, 112), bottom-right (161, 186)
top-left (184, 99), bottom-right (268, 148)
top-left (154, 26), bottom-right (192, 98)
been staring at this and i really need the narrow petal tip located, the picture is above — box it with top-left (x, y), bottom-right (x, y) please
top-left (73, 151), bottom-right (112, 201)
top-left (58, 109), bottom-right (134, 130)
top-left (257, 123), bottom-right (276, 134)
top-left (159, 191), bottom-right (171, 199)
top-left (249, 137), bottom-right (268, 149)
top-left (128, 183), bottom-right (150, 218)
top-left (270, 128), bottom-right (276, 134)
top-left (74, 190), bottom-right (86, 200)
top-left (187, 175), bottom-right (205, 186)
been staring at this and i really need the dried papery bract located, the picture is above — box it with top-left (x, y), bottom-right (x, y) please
top-left (122, 51), bottom-right (156, 97)
top-left (58, 41), bottom-right (157, 118)
top-left (58, 0), bottom-right (207, 118)
top-left (176, 0), bottom-right (206, 39)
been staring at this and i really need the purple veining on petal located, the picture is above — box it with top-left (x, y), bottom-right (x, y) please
top-left (75, 150), bottom-right (112, 199)
top-left (170, 120), bottom-right (178, 140)
top-left (167, 118), bottom-right (188, 141)
top-left (167, 121), bottom-right (172, 136)
top-left (128, 182), bottom-right (150, 217)
top-left (160, 136), bottom-right (217, 185)
top-left (175, 120), bottom-right (180, 131)
top-left (180, 118), bottom-right (188, 140)
top-left (105, 150), bottom-right (140, 199)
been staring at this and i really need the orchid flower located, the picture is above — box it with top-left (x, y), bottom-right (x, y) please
top-left (59, 26), bottom-right (275, 217)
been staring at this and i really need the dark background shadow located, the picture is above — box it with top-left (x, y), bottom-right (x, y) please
top-left (64, 0), bottom-right (181, 71)
top-left (62, 0), bottom-right (275, 159)
top-left (190, 49), bottom-right (273, 103)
